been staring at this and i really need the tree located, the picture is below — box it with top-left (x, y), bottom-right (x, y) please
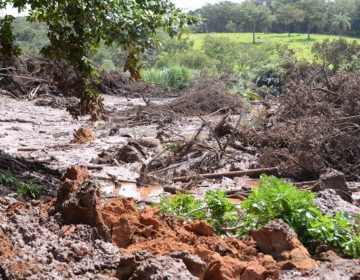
top-left (0, 15), bottom-right (21, 59)
top-left (276, 4), bottom-right (304, 36)
top-left (225, 20), bottom-right (237, 33)
top-left (300, 0), bottom-right (327, 39)
top-left (194, 1), bottom-right (243, 33)
top-left (0, 0), bottom-right (197, 117)
top-left (331, 14), bottom-right (352, 38)
top-left (240, 1), bottom-right (274, 44)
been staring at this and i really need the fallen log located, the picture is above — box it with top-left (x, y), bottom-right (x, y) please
top-left (173, 167), bottom-right (278, 182)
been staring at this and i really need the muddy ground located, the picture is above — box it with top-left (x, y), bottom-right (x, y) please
top-left (0, 90), bottom-right (360, 279)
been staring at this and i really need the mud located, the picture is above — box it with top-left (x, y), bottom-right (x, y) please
top-left (1, 71), bottom-right (360, 280)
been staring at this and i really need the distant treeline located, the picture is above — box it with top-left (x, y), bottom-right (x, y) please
top-left (190, 0), bottom-right (360, 36)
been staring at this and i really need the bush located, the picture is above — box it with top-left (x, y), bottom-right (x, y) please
top-left (158, 190), bottom-right (239, 234)
top-left (156, 50), bottom-right (217, 71)
top-left (241, 175), bottom-right (360, 257)
top-left (312, 39), bottom-right (360, 72)
top-left (157, 176), bottom-right (360, 257)
top-left (141, 65), bottom-right (193, 90)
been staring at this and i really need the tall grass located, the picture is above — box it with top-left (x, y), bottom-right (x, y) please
top-left (141, 65), bottom-right (193, 90)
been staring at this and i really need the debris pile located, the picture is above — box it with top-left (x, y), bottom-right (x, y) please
top-left (248, 72), bottom-right (360, 180)
top-left (125, 80), bottom-right (243, 124)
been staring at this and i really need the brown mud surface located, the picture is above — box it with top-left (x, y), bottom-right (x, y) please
top-left (1, 74), bottom-right (360, 279)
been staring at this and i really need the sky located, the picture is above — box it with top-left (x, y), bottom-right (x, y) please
top-left (171, 0), bottom-right (243, 10)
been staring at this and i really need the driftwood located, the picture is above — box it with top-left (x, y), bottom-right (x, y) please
top-left (173, 167), bottom-right (278, 182)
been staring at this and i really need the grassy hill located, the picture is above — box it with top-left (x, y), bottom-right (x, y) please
top-left (188, 33), bottom-right (360, 60)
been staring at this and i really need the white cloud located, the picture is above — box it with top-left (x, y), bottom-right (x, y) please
top-left (0, 6), bottom-right (28, 17)
top-left (171, 0), bottom-right (244, 10)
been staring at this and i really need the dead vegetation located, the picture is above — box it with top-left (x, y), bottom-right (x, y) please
top-left (123, 80), bottom-right (243, 125)
top-left (245, 72), bottom-right (360, 180)
top-left (0, 56), bottom-right (171, 104)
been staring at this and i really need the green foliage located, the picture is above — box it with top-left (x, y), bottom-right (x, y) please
top-left (101, 59), bottom-right (116, 72)
top-left (0, 15), bottom-right (21, 59)
top-left (203, 36), bottom-right (238, 72)
top-left (1, 0), bottom-right (198, 116)
top-left (331, 14), bottom-right (352, 37)
top-left (17, 182), bottom-right (44, 200)
top-left (312, 38), bottom-right (360, 71)
top-left (241, 175), bottom-right (360, 258)
top-left (158, 193), bottom-right (206, 220)
top-left (157, 175), bottom-right (360, 257)
top-left (275, 4), bottom-right (305, 36)
top-left (141, 65), bottom-right (193, 90)
top-left (158, 190), bottom-right (240, 234)
top-left (0, 170), bottom-right (16, 185)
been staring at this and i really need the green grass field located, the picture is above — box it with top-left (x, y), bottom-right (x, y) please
top-left (188, 33), bottom-right (360, 60)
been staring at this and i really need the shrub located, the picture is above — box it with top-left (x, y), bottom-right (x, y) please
top-left (158, 190), bottom-right (240, 234)
top-left (141, 65), bottom-right (193, 90)
top-left (241, 175), bottom-right (360, 257)
top-left (17, 181), bottom-right (44, 200)
top-left (312, 39), bottom-right (360, 72)
top-left (155, 49), bottom-right (217, 71)
top-left (157, 176), bottom-right (360, 257)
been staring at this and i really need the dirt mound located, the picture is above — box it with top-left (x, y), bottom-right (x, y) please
top-left (250, 220), bottom-right (318, 272)
top-left (116, 251), bottom-right (199, 280)
top-left (0, 199), bottom-right (122, 279)
top-left (56, 165), bottom-right (343, 280)
top-left (72, 127), bottom-right (96, 144)
top-left (247, 72), bottom-right (360, 180)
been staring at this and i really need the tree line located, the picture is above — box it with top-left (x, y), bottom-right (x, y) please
top-left (191, 0), bottom-right (360, 39)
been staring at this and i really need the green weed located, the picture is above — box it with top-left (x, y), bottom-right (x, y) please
top-left (0, 170), bottom-right (17, 185)
top-left (241, 175), bottom-right (360, 257)
top-left (157, 175), bottom-right (360, 257)
top-left (158, 190), bottom-right (240, 234)
top-left (17, 181), bottom-right (45, 200)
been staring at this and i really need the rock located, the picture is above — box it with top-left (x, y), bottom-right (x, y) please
top-left (250, 219), bottom-right (318, 272)
top-left (55, 166), bottom-right (110, 240)
top-left (315, 189), bottom-right (360, 216)
top-left (313, 169), bottom-right (352, 202)
top-left (72, 127), bottom-right (96, 144)
top-left (116, 251), bottom-right (198, 280)
top-left (282, 258), bottom-right (360, 280)
top-left (185, 221), bottom-right (216, 237)
top-left (136, 137), bottom-right (161, 148)
top-left (115, 144), bottom-right (144, 163)
top-left (169, 252), bottom-right (206, 279)
top-left (316, 250), bottom-right (341, 262)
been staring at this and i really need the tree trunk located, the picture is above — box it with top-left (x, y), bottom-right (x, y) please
top-left (252, 22), bottom-right (256, 44)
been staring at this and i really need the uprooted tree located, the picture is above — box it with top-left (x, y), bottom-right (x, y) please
top-left (0, 0), bottom-right (198, 117)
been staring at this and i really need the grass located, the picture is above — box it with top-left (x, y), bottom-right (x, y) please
top-left (188, 33), bottom-right (360, 60)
